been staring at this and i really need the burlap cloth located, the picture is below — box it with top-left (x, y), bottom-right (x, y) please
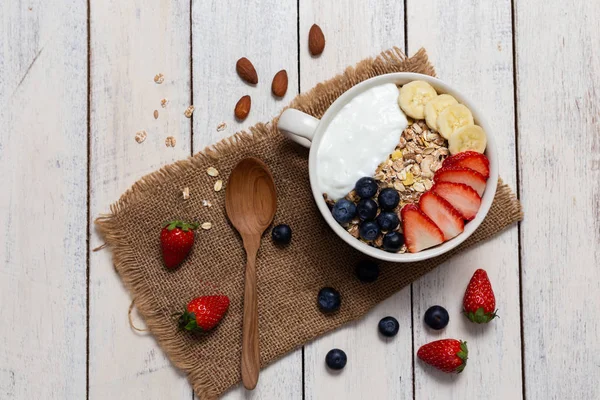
top-left (96, 48), bottom-right (523, 399)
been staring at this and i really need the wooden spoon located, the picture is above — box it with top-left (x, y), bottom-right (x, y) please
top-left (225, 157), bottom-right (277, 390)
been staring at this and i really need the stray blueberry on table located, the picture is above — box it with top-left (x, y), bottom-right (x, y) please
top-left (318, 287), bottom-right (341, 313)
top-left (357, 198), bottom-right (378, 221)
top-left (354, 177), bottom-right (378, 198)
top-left (378, 316), bottom-right (400, 337)
top-left (424, 305), bottom-right (450, 330)
top-left (378, 188), bottom-right (400, 210)
top-left (382, 232), bottom-right (404, 252)
top-left (359, 221), bottom-right (380, 241)
top-left (331, 199), bottom-right (356, 224)
top-left (376, 211), bottom-right (400, 231)
top-left (271, 224), bottom-right (292, 244)
top-left (355, 259), bottom-right (380, 283)
top-left (325, 348), bottom-right (347, 370)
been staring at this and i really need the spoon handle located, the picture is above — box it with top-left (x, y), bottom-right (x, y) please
top-left (242, 243), bottom-right (260, 390)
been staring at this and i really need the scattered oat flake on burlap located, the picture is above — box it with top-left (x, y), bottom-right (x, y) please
top-left (217, 122), bottom-right (227, 132)
top-left (134, 130), bottom-right (147, 143)
top-left (201, 222), bottom-right (212, 230)
top-left (160, 98), bottom-right (169, 108)
top-left (154, 73), bottom-right (164, 84)
top-left (214, 180), bottom-right (223, 192)
top-left (206, 167), bottom-right (219, 177)
top-left (153, 110), bottom-right (159, 119)
top-left (182, 187), bottom-right (190, 200)
top-left (184, 105), bottom-right (195, 118)
top-left (165, 136), bottom-right (176, 147)
top-left (202, 200), bottom-right (212, 207)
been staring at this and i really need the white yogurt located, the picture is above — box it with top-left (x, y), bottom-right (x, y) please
top-left (317, 83), bottom-right (408, 200)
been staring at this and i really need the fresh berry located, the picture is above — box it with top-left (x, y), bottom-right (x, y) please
top-left (332, 199), bottom-right (357, 224)
top-left (378, 188), bottom-right (400, 210)
top-left (177, 295), bottom-right (230, 332)
top-left (424, 305), bottom-right (450, 330)
top-left (325, 348), bottom-right (347, 370)
top-left (434, 166), bottom-right (487, 196)
top-left (376, 211), bottom-right (400, 231)
top-left (318, 287), bottom-right (341, 313)
top-left (463, 269), bottom-right (497, 323)
top-left (378, 316), bottom-right (400, 337)
top-left (355, 260), bottom-right (380, 283)
top-left (354, 177), bottom-right (378, 198)
top-left (359, 221), bottom-right (380, 241)
top-left (442, 151), bottom-right (490, 179)
top-left (271, 224), bottom-right (292, 244)
top-left (417, 339), bottom-right (468, 373)
top-left (432, 182), bottom-right (482, 221)
top-left (401, 204), bottom-right (444, 253)
top-left (356, 198), bottom-right (378, 221)
top-left (419, 191), bottom-right (464, 240)
top-left (160, 220), bottom-right (199, 269)
top-left (382, 232), bottom-right (404, 252)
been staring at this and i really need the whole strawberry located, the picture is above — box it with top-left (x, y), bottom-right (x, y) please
top-left (160, 220), bottom-right (198, 269)
top-left (417, 339), bottom-right (468, 373)
top-left (178, 295), bottom-right (230, 332)
top-left (463, 269), bottom-right (497, 323)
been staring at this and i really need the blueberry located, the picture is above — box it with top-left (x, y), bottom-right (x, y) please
top-left (382, 232), bottom-right (405, 252)
top-left (331, 199), bottom-right (356, 224)
top-left (325, 348), bottom-right (347, 370)
top-left (271, 224), bottom-right (292, 245)
top-left (424, 305), bottom-right (450, 330)
top-left (359, 221), bottom-right (380, 241)
top-left (356, 199), bottom-right (378, 221)
top-left (318, 287), bottom-right (341, 313)
top-left (378, 188), bottom-right (400, 210)
top-left (376, 211), bottom-right (400, 231)
top-left (378, 316), bottom-right (400, 337)
top-left (354, 177), bottom-right (378, 198)
top-left (355, 260), bottom-right (380, 283)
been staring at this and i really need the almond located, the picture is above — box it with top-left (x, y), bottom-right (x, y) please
top-left (271, 70), bottom-right (288, 97)
top-left (308, 24), bottom-right (325, 56)
top-left (236, 57), bottom-right (258, 84)
top-left (234, 95), bottom-right (251, 120)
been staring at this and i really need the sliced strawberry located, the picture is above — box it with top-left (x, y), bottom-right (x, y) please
top-left (419, 191), bottom-right (464, 241)
top-left (432, 182), bottom-right (482, 221)
top-left (401, 204), bottom-right (445, 253)
top-left (434, 166), bottom-right (487, 196)
top-left (442, 151), bottom-right (490, 179)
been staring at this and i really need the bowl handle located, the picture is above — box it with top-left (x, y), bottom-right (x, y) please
top-left (277, 108), bottom-right (319, 148)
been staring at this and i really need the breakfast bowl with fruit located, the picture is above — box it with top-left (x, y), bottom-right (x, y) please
top-left (278, 73), bottom-right (497, 262)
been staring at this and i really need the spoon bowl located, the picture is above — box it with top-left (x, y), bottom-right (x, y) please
top-left (225, 157), bottom-right (277, 390)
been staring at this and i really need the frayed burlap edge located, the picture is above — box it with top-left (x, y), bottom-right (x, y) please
top-left (94, 47), bottom-right (484, 399)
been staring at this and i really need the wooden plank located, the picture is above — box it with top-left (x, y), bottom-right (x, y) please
top-left (515, 1), bottom-right (600, 398)
top-left (0, 1), bottom-right (88, 398)
top-left (88, 1), bottom-right (193, 399)
top-left (407, 1), bottom-right (522, 398)
top-left (191, 0), bottom-right (299, 149)
top-left (298, 2), bottom-right (412, 399)
top-left (191, 1), bottom-right (302, 398)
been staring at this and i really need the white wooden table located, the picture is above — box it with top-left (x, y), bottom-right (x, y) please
top-left (1, 1), bottom-right (599, 399)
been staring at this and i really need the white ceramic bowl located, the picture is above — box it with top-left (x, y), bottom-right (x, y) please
top-left (278, 73), bottom-right (498, 262)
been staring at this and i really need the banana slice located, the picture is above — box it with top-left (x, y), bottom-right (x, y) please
top-left (437, 104), bottom-right (474, 139)
top-left (424, 94), bottom-right (458, 131)
top-left (398, 80), bottom-right (438, 119)
top-left (448, 125), bottom-right (487, 155)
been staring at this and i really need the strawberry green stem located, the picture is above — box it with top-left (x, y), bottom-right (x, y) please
top-left (455, 341), bottom-right (468, 373)
top-left (463, 307), bottom-right (498, 324)
top-left (177, 310), bottom-right (203, 332)
top-left (163, 220), bottom-right (199, 232)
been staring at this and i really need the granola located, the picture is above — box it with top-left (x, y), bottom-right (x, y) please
top-left (373, 121), bottom-right (449, 208)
